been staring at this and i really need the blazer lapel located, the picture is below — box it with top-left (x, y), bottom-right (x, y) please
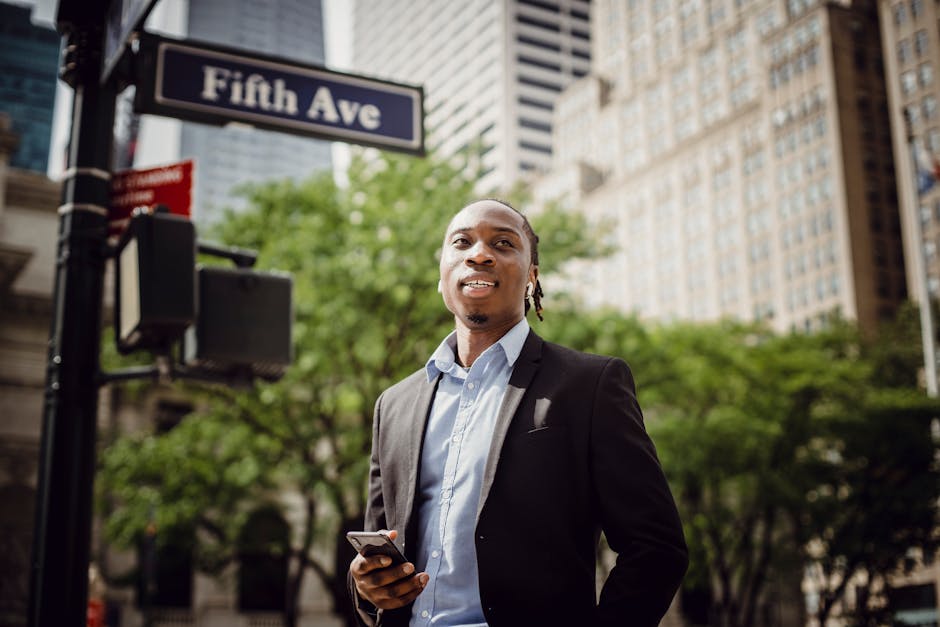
top-left (402, 372), bottom-right (439, 552)
top-left (476, 331), bottom-right (543, 520)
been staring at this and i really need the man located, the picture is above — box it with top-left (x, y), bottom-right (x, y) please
top-left (349, 199), bottom-right (687, 626)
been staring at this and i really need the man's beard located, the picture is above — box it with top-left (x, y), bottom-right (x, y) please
top-left (466, 313), bottom-right (489, 325)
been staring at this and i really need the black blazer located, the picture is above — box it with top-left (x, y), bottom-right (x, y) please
top-left (350, 331), bottom-right (688, 626)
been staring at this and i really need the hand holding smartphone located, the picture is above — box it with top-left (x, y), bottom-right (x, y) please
top-left (346, 530), bottom-right (408, 566)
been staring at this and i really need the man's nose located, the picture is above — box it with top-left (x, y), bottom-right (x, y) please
top-left (466, 242), bottom-right (494, 265)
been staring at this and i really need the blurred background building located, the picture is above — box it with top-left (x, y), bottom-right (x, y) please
top-left (0, 3), bottom-right (60, 624)
top-left (534, 0), bottom-right (907, 336)
top-left (881, 0), bottom-right (940, 315)
top-left (352, 0), bottom-right (592, 193)
top-left (130, 0), bottom-right (333, 224)
top-left (0, 112), bottom-right (61, 626)
top-left (0, 2), bottom-right (58, 173)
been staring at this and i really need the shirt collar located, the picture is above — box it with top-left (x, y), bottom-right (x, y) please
top-left (425, 317), bottom-right (530, 382)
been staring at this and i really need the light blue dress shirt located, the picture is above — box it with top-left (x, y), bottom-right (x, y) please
top-left (409, 318), bottom-right (530, 626)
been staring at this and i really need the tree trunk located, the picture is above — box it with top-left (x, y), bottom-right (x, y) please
top-left (332, 513), bottom-right (365, 627)
top-left (284, 555), bottom-right (305, 627)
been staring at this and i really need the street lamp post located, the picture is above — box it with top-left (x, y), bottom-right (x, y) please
top-left (27, 1), bottom-right (115, 624)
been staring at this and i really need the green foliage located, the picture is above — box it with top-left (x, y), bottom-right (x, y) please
top-left (541, 311), bottom-right (940, 627)
top-left (98, 412), bottom-right (281, 573)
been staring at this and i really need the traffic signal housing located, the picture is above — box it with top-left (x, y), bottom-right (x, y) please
top-left (182, 265), bottom-right (292, 382)
top-left (114, 210), bottom-right (196, 354)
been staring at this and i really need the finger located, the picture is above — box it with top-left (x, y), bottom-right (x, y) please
top-left (362, 561), bottom-right (417, 588)
top-left (381, 529), bottom-right (399, 541)
top-left (383, 571), bottom-right (428, 599)
top-left (370, 572), bottom-right (429, 609)
top-left (350, 553), bottom-right (394, 575)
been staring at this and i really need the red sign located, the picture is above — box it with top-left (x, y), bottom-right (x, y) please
top-left (86, 598), bottom-right (104, 627)
top-left (109, 159), bottom-right (194, 235)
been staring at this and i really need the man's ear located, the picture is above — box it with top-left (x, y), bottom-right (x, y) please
top-left (529, 265), bottom-right (539, 286)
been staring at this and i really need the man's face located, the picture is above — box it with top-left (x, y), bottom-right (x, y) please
top-left (439, 200), bottom-right (537, 330)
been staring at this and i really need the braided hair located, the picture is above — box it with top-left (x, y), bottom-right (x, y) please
top-left (474, 198), bottom-right (544, 321)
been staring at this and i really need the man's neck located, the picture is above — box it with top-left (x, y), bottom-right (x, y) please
top-left (454, 318), bottom-right (521, 368)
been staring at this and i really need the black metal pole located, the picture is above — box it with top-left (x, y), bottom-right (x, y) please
top-left (28, 12), bottom-right (115, 627)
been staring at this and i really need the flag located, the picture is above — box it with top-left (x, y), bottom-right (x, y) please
top-left (915, 139), bottom-right (940, 194)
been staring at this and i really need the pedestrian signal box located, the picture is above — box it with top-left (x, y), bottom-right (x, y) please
top-left (182, 265), bottom-right (292, 382)
top-left (114, 209), bottom-right (196, 353)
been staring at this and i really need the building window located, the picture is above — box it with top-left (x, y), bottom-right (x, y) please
top-left (137, 527), bottom-right (194, 609)
top-left (519, 140), bottom-right (552, 154)
top-left (894, 2), bottom-right (907, 26)
top-left (919, 63), bottom-right (934, 88)
top-left (928, 129), bottom-right (940, 154)
top-left (517, 54), bottom-right (561, 72)
top-left (519, 117), bottom-right (552, 132)
top-left (518, 75), bottom-right (562, 92)
top-left (518, 0), bottom-right (560, 12)
top-left (898, 39), bottom-right (912, 64)
top-left (571, 8), bottom-right (589, 21)
top-left (518, 34), bottom-right (561, 52)
top-left (914, 30), bottom-right (929, 57)
top-left (572, 47), bottom-right (591, 60)
top-left (911, 0), bottom-right (923, 18)
top-left (518, 95), bottom-right (554, 111)
top-left (923, 95), bottom-right (938, 120)
top-left (238, 507), bottom-right (289, 612)
top-left (517, 13), bottom-right (561, 32)
top-left (901, 70), bottom-right (918, 95)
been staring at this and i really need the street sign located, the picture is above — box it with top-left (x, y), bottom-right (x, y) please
top-left (101, 0), bottom-right (158, 85)
top-left (133, 34), bottom-right (424, 155)
top-left (109, 159), bottom-right (193, 235)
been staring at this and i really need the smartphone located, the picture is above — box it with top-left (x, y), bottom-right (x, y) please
top-left (346, 531), bottom-right (408, 566)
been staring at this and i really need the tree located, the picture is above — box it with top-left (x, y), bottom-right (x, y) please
top-left (97, 151), bottom-right (607, 626)
top-left (795, 310), bottom-right (940, 626)
top-left (543, 312), bottom-right (940, 627)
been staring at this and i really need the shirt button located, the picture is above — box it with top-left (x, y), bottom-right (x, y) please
top-left (452, 435), bottom-right (461, 443)
top-left (421, 610), bottom-right (430, 618)
top-left (431, 549), bottom-right (440, 558)
top-left (467, 381), bottom-right (475, 390)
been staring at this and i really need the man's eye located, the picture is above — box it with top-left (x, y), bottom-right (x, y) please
top-left (452, 237), bottom-right (470, 247)
top-left (495, 239), bottom-right (514, 248)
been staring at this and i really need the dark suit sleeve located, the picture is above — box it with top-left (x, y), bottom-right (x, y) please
top-left (347, 392), bottom-right (388, 627)
top-left (591, 358), bottom-right (688, 626)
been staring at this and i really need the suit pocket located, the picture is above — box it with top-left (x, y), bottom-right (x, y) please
top-left (504, 425), bottom-right (567, 447)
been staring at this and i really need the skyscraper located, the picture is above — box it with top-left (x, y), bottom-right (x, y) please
top-left (0, 2), bottom-right (59, 173)
top-left (135, 0), bottom-right (332, 224)
top-left (880, 0), bottom-right (940, 311)
top-left (876, 0), bottom-right (940, 615)
top-left (352, 0), bottom-right (591, 193)
top-left (537, 0), bottom-right (905, 334)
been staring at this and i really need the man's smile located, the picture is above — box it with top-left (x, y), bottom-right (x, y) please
top-left (460, 275), bottom-right (498, 296)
